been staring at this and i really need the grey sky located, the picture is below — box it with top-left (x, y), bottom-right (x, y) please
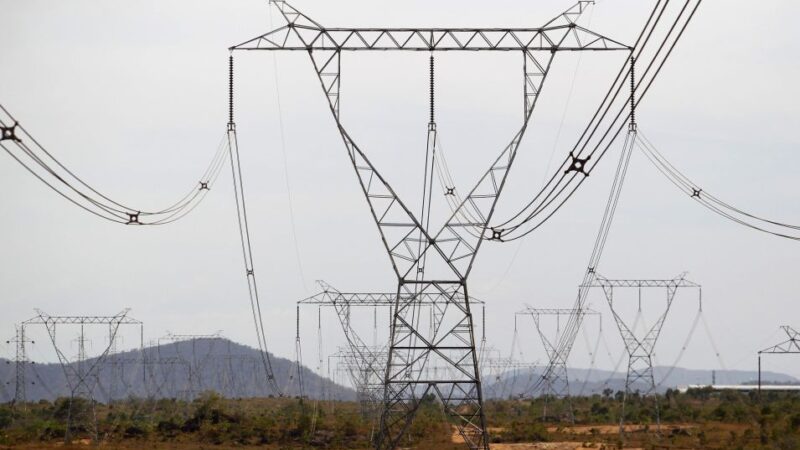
top-left (1, 0), bottom-right (798, 381)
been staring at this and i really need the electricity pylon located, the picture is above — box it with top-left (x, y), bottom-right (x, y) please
top-left (478, 345), bottom-right (537, 400)
top-left (581, 275), bottom-right (701, 434)
top-left (6, 325), bottom-right (35, 408)
top-left (23, 309), bottom-right (142, 443)
top-left (758, 326), bottom-right (800, 394)
top-left (299, 281), bottom-right (485, 419)
top-left (158, 332), bottom-right (223, 400)
top-left (232, 2), bottom-right (629, 447)
top-left (517, 307), bottom-right (600, 422)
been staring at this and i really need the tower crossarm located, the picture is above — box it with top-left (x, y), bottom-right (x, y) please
top-left (24, 309), bottom-right (141, 326)
top-left (230, 26), bottom-right (630, 52)
top-left (160, 332), bottom-right (223, 343)
top-left (581, 275), bottom-right (700, 289)
top-left (231, 0), bottom-right (628, 52)
top-left (759, 326), bottom-right (800, 354)
top-left (516, 307), bottom-right (600, 316)
top-left (298, 282), bottom-right (484, 306)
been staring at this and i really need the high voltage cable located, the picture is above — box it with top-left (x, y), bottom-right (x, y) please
top-left (505, 0), bottom-right (705, 397)
top-left (637, 129), bottom-right (800, 240)
top-left (227, 55), bottom-right (282, 397)
top-left (0, 103), bottom-right (227, 225)
top-left (492, 0), bottom-right (699, 241)
top-left (521, 128), bottom-right (635, 398)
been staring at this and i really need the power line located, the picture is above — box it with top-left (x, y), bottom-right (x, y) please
top-left (0, 103), bottom-right (227, 225)
top-left (637, 129), bottom-right (800, 240)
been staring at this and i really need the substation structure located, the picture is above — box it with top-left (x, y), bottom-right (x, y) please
top-left (758, 326), bottom-right (800, 394)
top-left (298, 281), bottom-right (485, 421)
top-left (581, 275), bottom-right (701, 433)
top-left (233, 1), bottom-right (630, 448)
top-left (21, 309), bottom-right (143, 443)
top-left (516, 307), bottom-right (601, 422)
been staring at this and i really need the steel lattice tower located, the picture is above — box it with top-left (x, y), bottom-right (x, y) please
top-left (6, 325), bottom-right (34, 408)
top-left (23, 309), bottom-right (142, 443)
top-left (478, 345), bottom-right (537, 400)
top-left (299, 282), bottom-right (485, 419)
top-left (758, 326), bottom-right (800, 394)
top-left (158, 332), bottom-right (223, 400)
top-left (232, 2), bottom-right (630, 447)
top-left (581, 275), bottom-right (701, 434)
top-left (517, 307), bottom-right (600, 422)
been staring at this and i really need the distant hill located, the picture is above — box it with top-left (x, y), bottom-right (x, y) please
top-left (0, 338), bottom-right (354, 403)
top-left (482, 366), bottom-right (799, 399)
top-left (4, 342), bottom-right (797, 404)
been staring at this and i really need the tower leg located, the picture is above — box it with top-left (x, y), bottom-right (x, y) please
top-left (376, 281), bottom-right (488, 450)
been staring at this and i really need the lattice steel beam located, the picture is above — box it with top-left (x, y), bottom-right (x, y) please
top-left (231, 2), bottom-right (628, 52)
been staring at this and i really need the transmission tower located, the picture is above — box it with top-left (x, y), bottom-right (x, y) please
top-left (233, 2), bottom-right (629, 447)
top-left (6, 325), bottom-right (35, 408)
top-left (758, 326), bottom-right (800, 394)
top-left (22, 309), bottom-right (142, 443)
top-left (97, 331), bottom-right (146, 403)
top-left (581, 275), bottom-right (700, 434)
top-left (142, 340), bottom-right (191, 400)
top-left (158, 331), bottom-right (223, 400)
top-left (299, 281), bottom-right (485, 419)
top-left (477, 345), bottom-right (537, 400)
top-left (517, 307), bottom-right (600, 422)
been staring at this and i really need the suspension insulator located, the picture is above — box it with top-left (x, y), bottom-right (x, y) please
top-left (429, 55), bottom-right (435, 124)
top-left (629, 56), bottom-right (636, 131)
top-left (229, 55), bottom-right (235, 126)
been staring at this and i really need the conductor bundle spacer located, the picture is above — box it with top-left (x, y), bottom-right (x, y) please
top-left (565, 152), bottom-right (590, 176)
top-left (1, 122), bottom-right (20, 142)
top-left (489, 228), bottom-right (504, 242)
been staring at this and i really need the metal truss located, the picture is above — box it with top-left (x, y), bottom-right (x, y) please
top-left (758, 326), bottom-right (800, 393)
top-left (299, 282), bottom-right (485, 419)
top-left (331, 346), bottom-right (389, 419)
top-left (6, 325), bottom-right (35, 407)
top-left (158, 332), bottom-right (223, 400)
top-left (478, 345), bottom-right (537, 400)
top-left (22, 309), bottom-right (142, 443)
top-left (141, 342), bottom-right (191, 400)
top-left (233, 2), bottom-right (629, 448)
top-left (516, 307), bottom-right (600, 422)
top-left (232, 2), bottom-right (627, 53)
top-left (582, 275), bottom-right (700, 433)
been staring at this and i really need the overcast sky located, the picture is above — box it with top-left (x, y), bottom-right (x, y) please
top-left (1, 0), bottom-right (798, 382)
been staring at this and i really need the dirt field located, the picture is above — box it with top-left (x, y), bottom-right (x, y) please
top-left (491, 443), bottom-right (624, 450)
top-left (547, 423), bottom-right (696, 435)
